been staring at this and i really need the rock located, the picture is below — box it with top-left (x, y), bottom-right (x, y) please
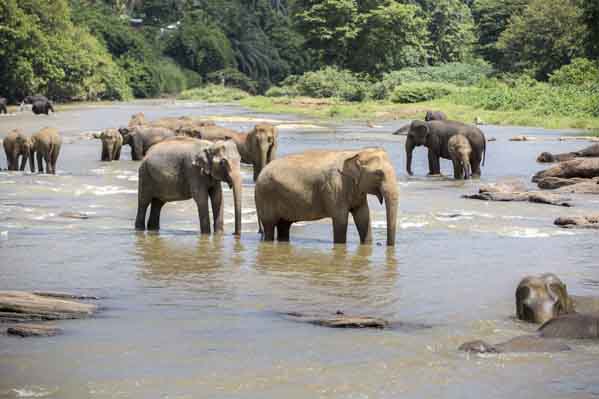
top-left (58, 212), bottom-right (89, 220)
top-left (533, 158), bottom-right (599, 182)
top-left (283, 311), bottom-right (389, 329)
top-left (33, 292), bottom-right (100, 300)
top-left (460, 336), bottom-right (571, 354)
top-left (510, 135), bottom-right (537, 141)
top-left (0, 291), bottom-right (97, 322)
top-left (6, 324), bottom-right (62, 337)
top-left (554, 215), bottom-right (599, 229)
top-left (463, 183), bottom-right (571, 207)
top-left (555, 180), bottom-right (599, 194)
top-left (536, 177), bottom-right (591, 189)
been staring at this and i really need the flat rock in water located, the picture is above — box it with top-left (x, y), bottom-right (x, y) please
top-left (283, 312), bottom-right (389, 329)
top-left (33, 291), bottom-right (100, 300)
top-left (58, 212), bottom-right (90, 220)
top-left (0, 291), bottom-right (97, 322)
top-left (554, 215), bottom-right (599, 229)
top-left (6, 324), bottom-right (62, 337)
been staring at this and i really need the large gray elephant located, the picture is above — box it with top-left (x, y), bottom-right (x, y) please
top-left (448, 134), bottom-right (472, 180)
top-left (406, 120), bottom-right (486, 177)
top-left (460, 274), bottom-right (599, 354)
top-left (425, 110), bottom-right (447, 121)
top-left (537, 143), bottom-right (599, 163)
top-left (28, 127), bottom-right (62, 174)
top-left (179, 123), bottom-right (278, 181)
top-left (93, 129), bottom-right (123, 161)
top-left (31, 100), bottom-right (54, 115)
top-left (0, 97), bottom-right (7, 114)
top-left (118, 126), bottom-right (176, 160)
top-left (135, 137), bottom-right (242, 235)
top-left (255, 148), bottom-right (399, 246)
top-left (3, 129), bottom-right (30, 170)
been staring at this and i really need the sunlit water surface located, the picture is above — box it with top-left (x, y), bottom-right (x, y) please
top-left (1, 101), bottom-right (598, 398)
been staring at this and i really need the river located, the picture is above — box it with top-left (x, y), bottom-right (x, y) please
top-left (1, 100), bottom-right (598, 398)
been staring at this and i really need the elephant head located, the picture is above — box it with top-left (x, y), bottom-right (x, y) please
top-left (129, 112), bottom-right (146, 127)
top-left (95, 129), bottom-right (122, 161)
top-left (118, 127), bottom-right (135, 145)
top-left (248, 123), bottom-right (278, 181)
top-left (342, 148), bottom-right (399, 246)
top-left (537, 152), bottom-right (555, 163)
top-left (405, 120), bottom-right (430, 176)
top-left (516, 273), bottom-right (575, 324)
top-left (195, 140), bottom-right (243, 236)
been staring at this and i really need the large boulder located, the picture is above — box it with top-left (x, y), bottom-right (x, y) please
top-left (533, 158), bottom-right (599, 182)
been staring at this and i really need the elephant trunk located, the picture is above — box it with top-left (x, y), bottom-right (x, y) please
top-left (381, 179), bottom-right (399, 246)
top-left (20, 151), bottom-right (28, 171)
top-left (29, 149), bottom-right (35, 172)
top-left (254, 145), bottom-right (269, 182)
top-left (230, 166), bottom-right (242, 236)
top-left (463, 160), bottom-right (471, 180)
top-left (405, 136), bottom-right (415, 176)
top-left (105, 142), bottom-right (114, 161)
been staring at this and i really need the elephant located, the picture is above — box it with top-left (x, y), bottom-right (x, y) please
top-left (125, 113), bottom-right (215, 132)
top-left (179, 123), bottom-right (278, 181)
top-left (118, 126), bottom-right (176, 160)
top-left (424, 110), bottom-right (447, 121)
top-left (537, 144), bottom-right (599, 163)
top-left (135, 137), bottom-right (242, 236)
top-left (3, 129), bottom-right (30, 170)
top-left (0, 97), bottom-right (7, 114)
top-left (448, 134), bottom-right (472, 179)
top-left (28, 127), bottom-right (62, 174)
top-left (459, 274), bottom-right (599, 354)
top-left (406, 120), bottom-right (486, 177)
top-left (255, 147), bottom-right (399, 246)
top-left (93, 129), bottom-right (123, 161)
top-left (32, 100), bottom-right (54, 115)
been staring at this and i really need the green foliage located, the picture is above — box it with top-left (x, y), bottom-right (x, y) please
top-left (549, 58), bottom-right (599, 86)
top-left (265, 86), bottom-right (299, 97)
top-left (390, 82), bottom-right (456, 103)
top-left (427, 0), bottom-right (477, 63)
top-left (581, 0), bottom-right (599, 59)
top-left (497, 0), bottom-right (587, 80)
top-left (178, 85), bottom-right (250, 102)
top-left (206, 68), bottom-right (258, 94)
top-left (285, 67), bottom-right (368, 101)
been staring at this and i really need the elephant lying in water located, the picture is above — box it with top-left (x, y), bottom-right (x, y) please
top-left (135, 137), bottom-right (242, 235)
top-left (3, 129), bottom-right (31, 170)
top-left (255, 148), bottom-right (399, 246)
top-left (460, 274), bottom-right (599, 354)
top-left (537, 143), bottom-right (599, 163)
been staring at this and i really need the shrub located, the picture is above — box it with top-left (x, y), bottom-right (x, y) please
top-left (549, 58), bottom-right (599, 86)
top-left (206, 68), bottom-right (258, 94)
top-left (390, 83), bottom-right (456, 103)
top-left (177, 85), bottom-right (249, 102)
top-left (265, 86), bottom-right (298, 97)
top-left (289, 67), bottom-right (368, 101)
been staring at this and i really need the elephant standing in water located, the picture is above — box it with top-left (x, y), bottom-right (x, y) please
top-left (118, 126), bottom-right (176, 160)
top-left (255, 148), bottom-right (399, 246)
top-left (32, 100), bottom-right (54, 115)
top-left (28, 128), bottom-right (62, 174)
top-left (94, 129), bottom-right (123, 161)
top-left (460, 274), bottom-right (599, 354)
top-left (179, 123), bottom-right (278, 181)
top-left (406, 120), bottom-right (486, 177)
top-left (136, 137), bottom-right (242, 235)
top-left (3, 129), bottom-right (30, 170)
top-left (448, 134), bottom-right (472, 180)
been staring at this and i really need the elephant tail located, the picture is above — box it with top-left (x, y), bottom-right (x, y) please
top-left (482, 136), bottom-right (486, 167)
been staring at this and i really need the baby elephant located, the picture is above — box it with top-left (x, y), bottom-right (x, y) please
top-left (3, 129), bottom-right (31, 171)
top-left (448, 134), bottom-right (472, 179)
top-left (28, 128), bottom-right (62, 174)
top-left (94, 129), bottom-right (123, 161)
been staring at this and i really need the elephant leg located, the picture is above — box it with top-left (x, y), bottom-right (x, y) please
top-left (427, 151), bottom-right (441, 175)
top-left (114, 147), bottom-right (121, 161)
top-left (36, 152), bottom-right (44, 173)
top-left (470, 152), bottom-right (482, 177)
top-left (452, 160), bottom-right (461, 179)
top-left (332, 211), bottom-right (349, 244)
top-left (209, 184), bottom-right (224, 234)
top-left (135, 185), bottom-right (151, 231)
top-left (101, 145), bottom-right (108, 161)
top-left (276, 220), bottom-right (292, 241)
top-left (262, 221), bottom-right (276, 241)
top-left (193, 188), bottom-right (211, 234)
top-left (147, 198), bottom-right (165, 230)
top-left (6, 152), bottom-right (14, 170)
top-left (351, 202), bottom-right (372, 244)
top-left (44, 153), bottom-right (52, 174)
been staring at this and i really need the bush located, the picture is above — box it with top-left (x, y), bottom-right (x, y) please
top-left (549, 58), bottom-right (599, 86)
top-left (265, 86), bottom-right (299, 97)
top-left (155, 58), bottom-right (189, 95)
top-left (177, 85), bottom-right (249, 102)
top-left (287, 67), bottom-right (368, 102)
top-left (206, 68), bottom-right (258, 94)
top-left (390, 83), bottom-right (456, 103)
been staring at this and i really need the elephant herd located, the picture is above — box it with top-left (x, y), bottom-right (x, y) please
top-left (2, 127), bottom-right (62, 174)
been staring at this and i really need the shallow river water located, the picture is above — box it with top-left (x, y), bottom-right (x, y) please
top-left (1, 101), bottom-right (598, 399)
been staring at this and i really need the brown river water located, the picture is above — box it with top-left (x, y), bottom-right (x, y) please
top-left (0, 100), bottom-right (598, 398)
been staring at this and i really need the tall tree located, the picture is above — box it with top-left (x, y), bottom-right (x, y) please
top-left (581, 0), bottom-right (599, 59)
top-left (427, 0), bottom-right (476, 64)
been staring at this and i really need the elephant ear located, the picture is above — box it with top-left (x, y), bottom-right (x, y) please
top-left (341, 152), bottom-right (362, 185)
top-left (546, 280), bottom-right (574, 316)
top-left (192, 150), bottom-right (212, 176)
top-left (411, 120), bottom-right (429, 138)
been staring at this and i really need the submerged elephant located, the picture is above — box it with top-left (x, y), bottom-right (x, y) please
top-left (255, 148), bottom-right (399, 246)
top-left (0, 97), bottom-right (7, 114)
top-left (179, 123), bottom-right (278, 181)
top-left (28, 127), bottom-right (62, 174)
top-left (425, 110), bottom-right (447, 121)
top-left (406, 120), bottom-right (486, 177)
top-left (3, 129), bottom-right (30, 170)
top-left (448, 134), bottom-right (472, 180)
top-left (460, 274), bottom-right (599, 354)
top-left (118, 126), bottom-right (176, 160)
top-left (32, 100), bottom-right (54, 115)
top-left (135, 137), bottom-right (242, 235)
top-left (93, 129), bottom-right (123, 161)
top-left (537, 144), bottom-right (599, 163)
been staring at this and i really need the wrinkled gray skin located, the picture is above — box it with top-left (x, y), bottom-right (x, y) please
top-left (406, 120), bottom-right (486, 177)
top-left (179, 123), bottom-right (278, 181)
top-left (424, 110), bottom-right (447, 121)
top-left (448, 134), bottom-right (472, 180)
top-left (255, 148), bottom-right (399, 246)
top-left (0, 97), bottom-right (7, 114)
top-left (537, 144), bottom-right (599, 163)
top-left (119, 126), bottom-right (176, 160)
top-left (135, 137), bottom-right (242, 236)
top-left (93, 129), bottom-right (123, 161)
top-left (28, 127), bottom-right (62, 174)
top-left (31, 100), bottom-right (54, 115)
top-left (460, 274), bottom-right (599, 354)
top-left (3, 129), bottom-right (30, 170)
